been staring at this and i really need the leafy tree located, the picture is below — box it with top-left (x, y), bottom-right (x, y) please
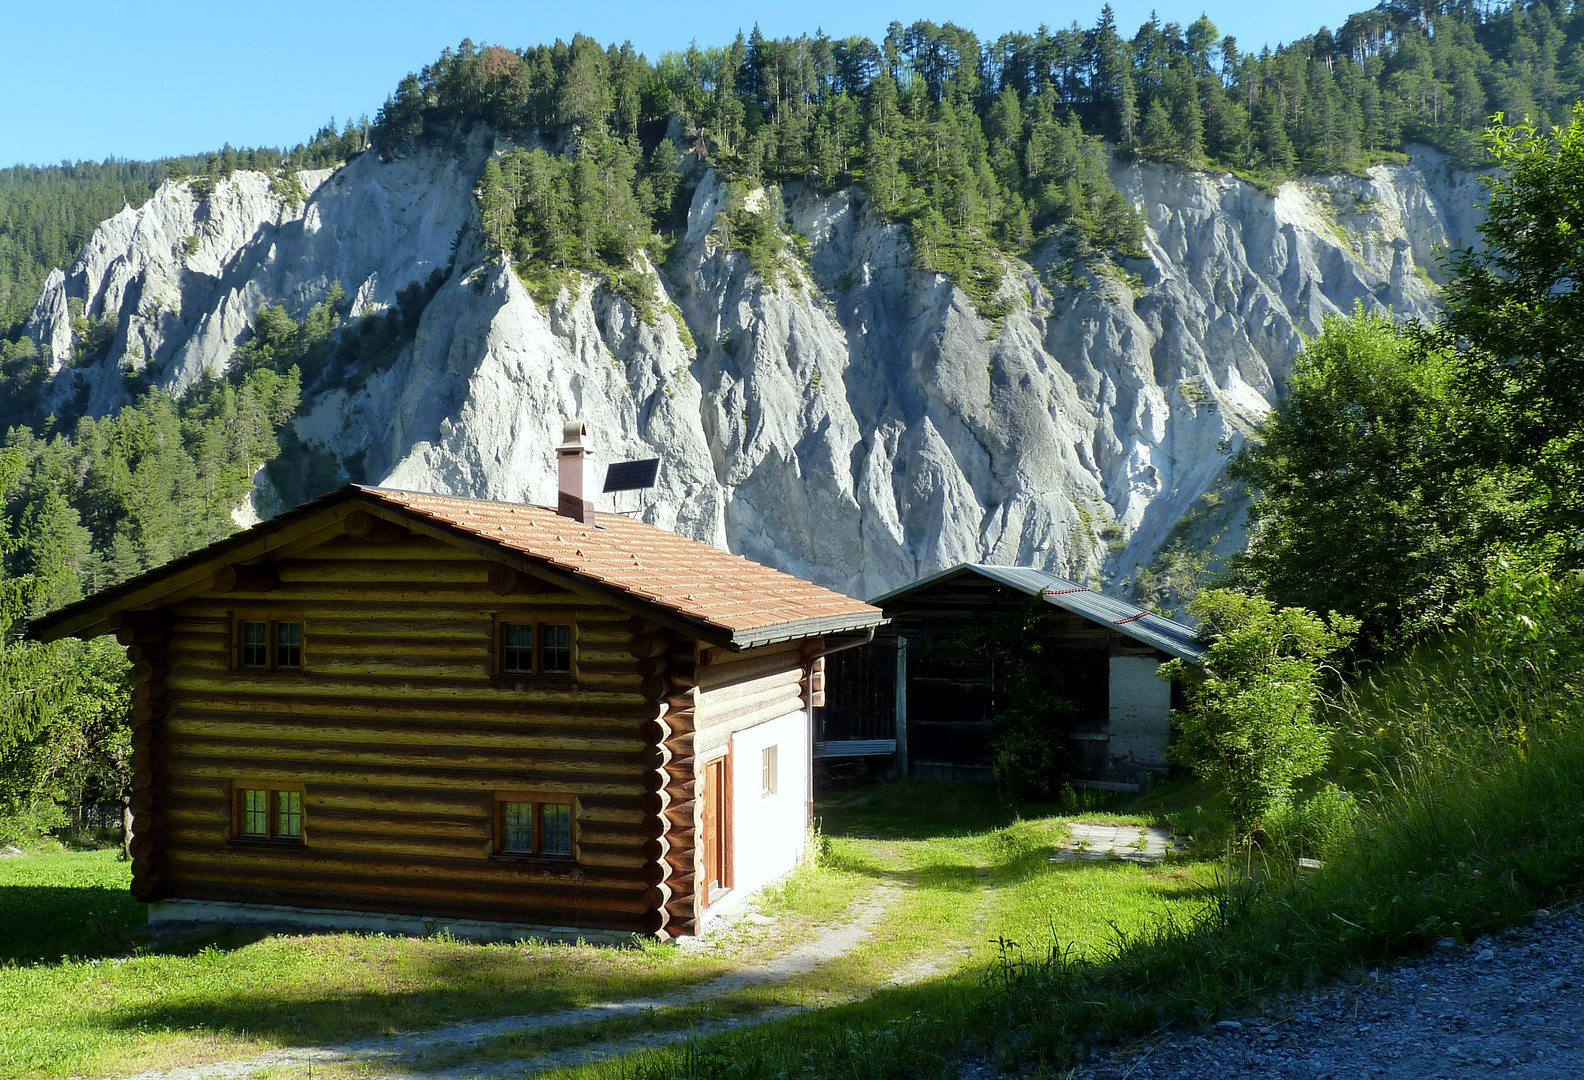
top-left (1163, 590), bottom-right (1358, 839)
top-left (0, 636), bottom-right (130, 843)
top-left (1444, 104), bottom-right (1584, 550)
top-left (1229, 309), bottom-right (1498, 645)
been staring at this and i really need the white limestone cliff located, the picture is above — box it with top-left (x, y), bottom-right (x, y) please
top-left (23, 137), bottom-right (1483, 602)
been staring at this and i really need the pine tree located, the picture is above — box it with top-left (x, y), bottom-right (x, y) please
top-left (1141, 98), bottom-right (1177, 159)
top-left (1164, 59), bottom-right (1206, 164)
top-left (557, 35), bottom-right (610, 132)
top-left (1117, 68), bottom-right (1140, 154)
top-left (477, 158), bottom-right (516, 252)
top-left (1257, 91), bottom-right (1297, 173)
top-left (19, 486), bottom-right (92, 614)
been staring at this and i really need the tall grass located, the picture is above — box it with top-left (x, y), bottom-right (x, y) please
top-left (994, 564), bottom-right (1584, 1067)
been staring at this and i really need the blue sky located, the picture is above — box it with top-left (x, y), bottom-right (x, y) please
top-left (2, 0), bottom-right (1370, 168)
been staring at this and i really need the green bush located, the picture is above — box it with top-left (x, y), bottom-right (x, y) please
top-left (1163, 589), bottom-right (1358, 838)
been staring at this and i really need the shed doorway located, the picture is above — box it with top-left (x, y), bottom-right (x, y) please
top-left (700, 754), bottom-right (732, 907)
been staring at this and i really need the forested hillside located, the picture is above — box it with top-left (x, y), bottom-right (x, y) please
top-left (3, 0), bottom-right (1574, 626)
top-left (0, 121), bottom-right (370, 340)
top-left (387, 0), bottom-right (1584, 302)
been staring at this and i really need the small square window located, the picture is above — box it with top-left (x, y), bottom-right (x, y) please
top-left (496, 797), bottom-right (575, 858)
top-left (275, 622), bottom-right (302, 668)
top-left (240, 622), bottom-right (269, 667)
top-left (502, 623), bottom-right (534, 673)
top-left (762, 745), bottom-right (778, 797)
top-left (236, 618), bottom-right (305, 672)
top-left (541, 624), bottom-right (573, 674)
top-left (235, 785), bottom-right (304, 842)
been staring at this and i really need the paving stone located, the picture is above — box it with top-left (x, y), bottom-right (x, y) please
top-left (1049, 823), bottom-right (1179, 863)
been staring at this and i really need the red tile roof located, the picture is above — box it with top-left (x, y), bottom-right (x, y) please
top-left (366, 488), bottom-right (881, 646)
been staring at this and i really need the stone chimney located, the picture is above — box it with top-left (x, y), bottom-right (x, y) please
top-left (556, 419), bottom-right (596, 524)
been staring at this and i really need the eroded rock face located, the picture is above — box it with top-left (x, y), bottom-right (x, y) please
top-left (24, 142), bottom-right (1482, 600)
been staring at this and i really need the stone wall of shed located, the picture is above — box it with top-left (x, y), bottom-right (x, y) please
top-left (1106, 654), bottom-right (1173, 782)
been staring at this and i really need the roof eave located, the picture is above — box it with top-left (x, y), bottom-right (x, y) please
top-left (726, 611), bottom-right (889, 651)
top-left (29, 485), bottom-right (885, 651)
top-left (373, 505), bottom-right (881, 650)
top-left (1038, 592), bottom-right (1205, 663)
top-left (26, 486), bottom-right (374, 642)
top-left (867, 563), bottom-right (988, 606)
top-left (867, 562), bottom-right (1205, 665)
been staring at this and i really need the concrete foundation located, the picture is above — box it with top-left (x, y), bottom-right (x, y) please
top-left (145, 898), bottom-right (638, 946)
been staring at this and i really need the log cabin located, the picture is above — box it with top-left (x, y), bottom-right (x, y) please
top-left (28, 426), bottom-right (883, 941)
top-left (816, 564), bottom-right (1204, 788)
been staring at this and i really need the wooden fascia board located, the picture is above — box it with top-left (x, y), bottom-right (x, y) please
top-left (35, 503), bottom-right (365, 641)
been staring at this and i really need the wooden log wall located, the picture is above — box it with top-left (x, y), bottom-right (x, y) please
top-left (685, 640), bottom-right (814, 904)
top-left (694, 640), bottom-right (813, 756)
top-left (146, 529), bottom-right (664, 934)
top-left (627, 624), bottom-right (699, 938)
top-left (119, 611), bottom-right (172, 901)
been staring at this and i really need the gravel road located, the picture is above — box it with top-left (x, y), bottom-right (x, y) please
top-left (1078, 910), bottom-right (1584, 1079)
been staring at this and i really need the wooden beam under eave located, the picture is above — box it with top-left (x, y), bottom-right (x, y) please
top-left (35, 506), bottom-right (362, 642)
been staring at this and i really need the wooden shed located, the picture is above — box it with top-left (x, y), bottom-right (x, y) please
top-left (29, 483), bottom-right (882, 940)
top-left (817, 565), bottom-right (1203, 787)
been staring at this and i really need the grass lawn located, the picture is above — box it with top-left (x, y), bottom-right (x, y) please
top-left (0, 850), bottom-right (825, 1079)
top-left (0, 782), bottom-right (1216, 1079)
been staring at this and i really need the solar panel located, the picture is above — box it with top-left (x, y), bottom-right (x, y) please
top-left (603, 458), bottom-right (661, 493)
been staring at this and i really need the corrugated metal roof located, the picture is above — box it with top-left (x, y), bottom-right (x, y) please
top-left (871, 563), bottom-right (1205, 663)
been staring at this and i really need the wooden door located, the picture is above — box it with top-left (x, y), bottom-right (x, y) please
top-left (700, 754), bottom-right (731, 906)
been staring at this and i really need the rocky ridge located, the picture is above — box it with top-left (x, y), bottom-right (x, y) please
top-left (24, 136), bottom-right (1485, 600)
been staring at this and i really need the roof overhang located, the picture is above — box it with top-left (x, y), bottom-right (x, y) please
top-left (27, 486), bottom-right (885, 651)
top-left (870, 562), bottom-right (1205, 664)
top-left (27, 486), bottom-right (374, 642)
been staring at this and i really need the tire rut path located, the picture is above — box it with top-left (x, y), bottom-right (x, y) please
top-left (116, 885), bottom-right (902, 1080)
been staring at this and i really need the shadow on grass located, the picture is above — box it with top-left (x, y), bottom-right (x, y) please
top-left (818, 780), bottom-right (1064, 840)
top-left (93, 950), bottom-right (730, 1050)
top-left (0, 881), bottom-right (146, 963)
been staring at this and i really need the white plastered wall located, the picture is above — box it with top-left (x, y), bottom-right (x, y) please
top-left (1107, 654), bottom-right (1172, 775)
top-left (723, 708), bottom-right (810, 906)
